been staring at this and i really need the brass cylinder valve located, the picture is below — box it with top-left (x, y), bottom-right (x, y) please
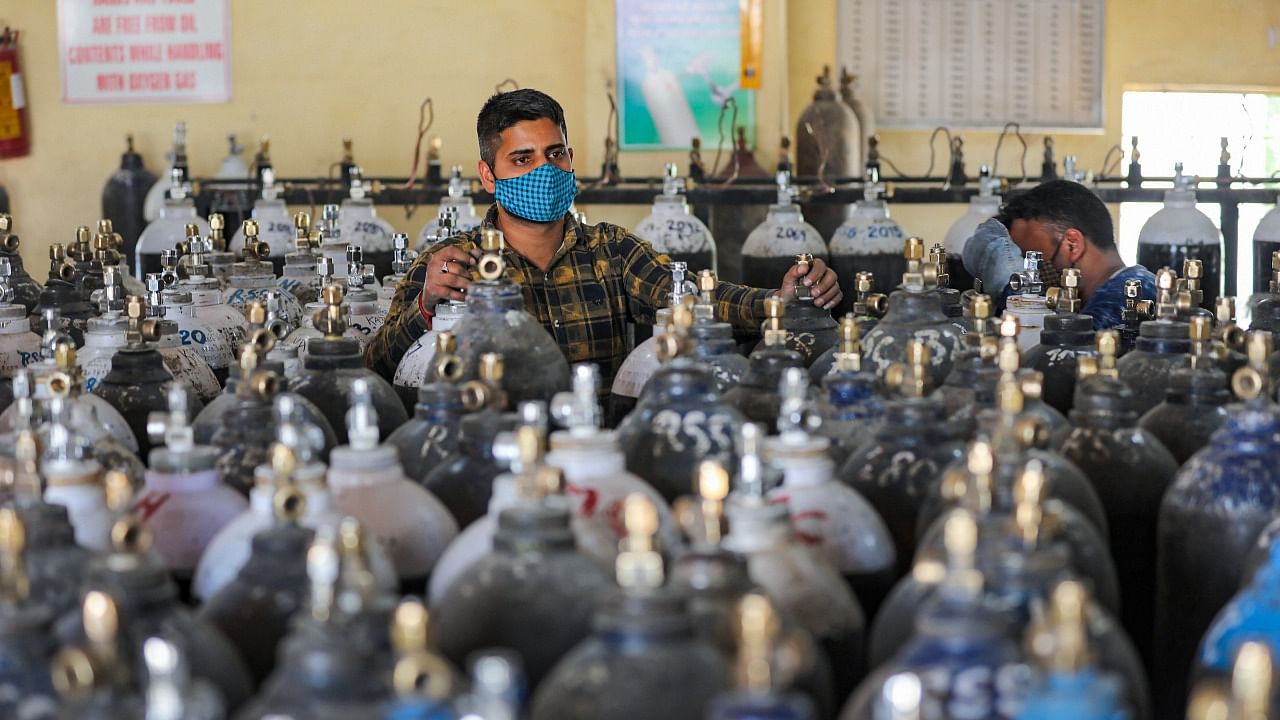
top-left (853, 271), bottom-right (887, 318)
top-left (1232, 330), bottom-right (1274, 402)
top-left (124, 295), bottom-right (161, 348)
top-left (1045, 268), bottom-right (1083, 314)
top-left (431, 331), bottom-right (464, 384)
top-left (1180, 259), bottom-right (1204, 308)
top-left (461, 352), bottom-right (508, 412)
top-left (478, 228), bottom-right (506, 280)
top-left (1094, 330), bottom-right (1119, 378)
top-left (209, 213), bottom-right (227, 252)
top-left (792, 253), bottom-right (814, 301)
top-left (885, 337), bottom-right (931, 398)
top-left (833, 315), bottom-right (863, 373)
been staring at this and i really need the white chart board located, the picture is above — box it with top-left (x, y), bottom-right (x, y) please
top-left (837, 0), bottom-right (1104, 130)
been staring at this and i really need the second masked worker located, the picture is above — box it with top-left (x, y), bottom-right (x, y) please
top-left (366, 89), bottom-right (842, 384)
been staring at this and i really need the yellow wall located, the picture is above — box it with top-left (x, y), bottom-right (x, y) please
top-left (3, 0), bottom-right (1280, 270)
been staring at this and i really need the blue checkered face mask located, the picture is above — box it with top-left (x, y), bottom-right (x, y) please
top-left (493, 162), bottom-right (578, 223)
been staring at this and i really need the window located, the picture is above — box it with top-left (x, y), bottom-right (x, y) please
top-left (1119, 90), bottom-right (1280, 297)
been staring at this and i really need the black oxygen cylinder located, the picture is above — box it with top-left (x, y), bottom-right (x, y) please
top-left (0, 181), bottom-right (8, 213)
top-left (101, 135), bottom-right (157, 270)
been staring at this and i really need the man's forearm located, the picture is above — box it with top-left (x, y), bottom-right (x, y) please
top-left (714, 281), bottom-right (773, 331)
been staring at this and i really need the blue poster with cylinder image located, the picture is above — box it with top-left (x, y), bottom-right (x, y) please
top-left (615, 0), bottom-right (757, 151)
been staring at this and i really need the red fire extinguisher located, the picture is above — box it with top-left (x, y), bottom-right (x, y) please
top-left (0, 27), bottom-right (31, 159)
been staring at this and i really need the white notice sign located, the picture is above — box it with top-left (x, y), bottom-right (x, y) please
top-left (57, 0), bottom-right (231, 104)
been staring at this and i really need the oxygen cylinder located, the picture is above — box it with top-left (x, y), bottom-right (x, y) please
top-left (939, 293), bottom-right (1003, 419)
top-left (417, 166), bottom-right (483, 250)
top-left (616, 303), bottom-right (745, 501)
top-left (337, 166), bottom-right (396, 278)
top-left (143, 121), bottom-right (187, 223)
top-left (177, 251), bottom-right (250, 367)
top-left (705, 594), bottom-right (821, 720)
top-left (1197, 536), bottom-right (1280, 697)
top-left (386, 332), bottom-right (466, 478)
top-left (842, 511), bottom-right (1033, 719)
top-left (0, 258), bottom-right (42, 374)
top-left (1246, 250), bottom-right (1280, 334)
top-left (816, 315), bottom-right (886, 465)
top-left (24, 336), bottom-right (146, 485)
top-left (278, 212), bottom-right (325, 305)
top-left (137, 167), bottom-right (208, 278)
top-left (1137, 163), bottom-right (1222, 309)
top-left (722, 424), bottom-right (866, 703)
top-left (1153, 331), bottom-right (1280, 720)
top-left (685, 269), bottom-right (752, 389)
top-left (725, 299), bottom-right (807, 431)
top-left (429, 419), bottom-right (614, 694)
top-left (145, 278), bottom-right (222, 406)
top-left (1252, 207), bottom-right (1280, 314)
top-left (102, 134), bottom-right (158, 267)
top-left (1137, 318), bottom-right (1231, 465)
top-left (0, 214), bottom-right (43, 315)
top-left (54, 614), bottom-right (227, 719)
top-left (943, 166), bottom-right (1001, 292)
top-left (741, 171), bottom-right (828, 290)
top-left (765, 367), bottom-right (896, 620)
top-left (234, 518), bottom-right (399, 719)
top-left (634, 163), bottom-right (716, 272)
top-left (1023, 269), bottom-right (1095, 416)
top-left (829, 166), bottom-right (905, 314)
top-left (39, 397), bottom-right (116, 554)
top-left (393, 300), bottom-right (467, 408)
top-left (224, 220), bottom-right (304, 330)
top-left (912, 441), bottom-right (1118, 627)
top-left (4, 422), bottom-right (93, 623)
top-left (339, 245), bottom-right (384, 351)
top-left (91, 295), bottom-right (205, 458)
top-left (327, 378), bottom-right (458, 594)
top-left (450, 228), bottom-right (570, 405)
top-left (795, 66), bottom-right (861, 242)
top-left (379, 233), bottom-right (414, 314)
top-left (155, 278), bottom-right (236, 386)
top-left (531, 494), bottom-right (732, 720)
top-left (55, 516), bottom-right (253, 709)
top-left (288, 285), bottom-right (408, 444)
top-left (1015, 582), bottom-right (1135, 720)
top-left (420, 393), bottom-right (517, 527)
top-left (810, 271), bottom-right (888, 381)
top-left (135, 384), bottom-right (248, 595)
top-left (379, 598), bottom-right (465, 719)
top-left (198, 477), bottom-right (313, 687)
top-left (230, 171), bottom-right (293, 275)
top-left (1116, 268), bottom-right (1193, 415)
top-left (1005, 251), bottom-right (1052, 352)
top-left (34, 243), bottom-right (94, 347)
top-left (193, 394), bottom-right (394, 602)
top-left (0, 509), bottom-right (62, 718)
top-left (861, 238), bottom-right (964, 388)
top-left (1056, 331), bottom-right (1178, 667)
top-left (546, 365), bottom-right (680, 561)
top-left (839, 337), bottom-right (970, 574)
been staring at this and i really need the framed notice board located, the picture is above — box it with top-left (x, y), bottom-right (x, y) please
top-left (838, 0), bottom-right (1105, 130)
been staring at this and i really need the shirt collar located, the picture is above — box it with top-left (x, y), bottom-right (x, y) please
top-left (481, 204), bottom-right (581, 260)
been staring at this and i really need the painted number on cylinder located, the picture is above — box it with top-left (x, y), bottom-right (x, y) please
top-left (666, 219), bottom-right (696, 238)
top-left (775, 227), bottom-right (804, 241)
top-left (179, 329), bottom-right (208, 346)
top-left (354, 222), bottom-right (388, 236)
top-left (17, 351), bottom-right (39, 367)
top-left (916, 663), bottom-right (1033, 720)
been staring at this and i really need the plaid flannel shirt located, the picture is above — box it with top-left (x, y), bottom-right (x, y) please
top-left (365, 206), bottom-right (775, 385)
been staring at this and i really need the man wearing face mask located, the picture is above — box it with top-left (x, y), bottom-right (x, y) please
top-left (366, 89), bottom-right (842, 385)
top-left (961, 179), bottom-right (1156, 330)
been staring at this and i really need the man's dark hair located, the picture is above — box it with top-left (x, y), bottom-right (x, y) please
top-left (997, 180), bottom-right (1115, 250)
top-left (476, 89), bottom-right (569, 166)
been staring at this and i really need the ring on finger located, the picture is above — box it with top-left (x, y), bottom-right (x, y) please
top-left (441, 260), bottom-right (450, 275)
